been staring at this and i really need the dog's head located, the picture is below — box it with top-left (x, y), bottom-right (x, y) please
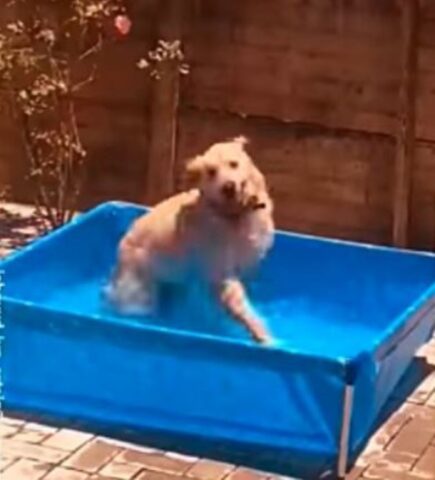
top-left (184, 136), bottom-right (270, 216)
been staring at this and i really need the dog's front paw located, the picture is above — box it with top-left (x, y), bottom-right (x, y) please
top-left (102, 277), bottom-right (155, 316)
top-left (259, 334), bottom-right (274, 346)
top-left (249, 321), bottom-right (274, 346)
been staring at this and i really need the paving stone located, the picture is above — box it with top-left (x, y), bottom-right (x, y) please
top-left (418, 342), bottom-right (435, 367)
top-left (187, 459), bottom-right (235, 480)
top-left (227, 467), bottom-right (269, 480)
top-left (102, 438), bottom-right (159, 453)
top-left (1, 416), bottom-right (26, 428)
top-left (98, 437), bottom-right (158, 453)
top-left (25, 422), bottom-right (58, 434)
top-left (364, 451), bottom-right (417, 478)
top-left (427, 391), bottom-right (435, 408)
top-left (267, 476), bottom-right (300, 480)
top-left (62, 439), bottom-right (121, 473)
top-left (90, 476), bottom-right (120, 480)
top-left (387, 416), bottom-right (435, 457)
top-left (356, 408), bottom-right (412, 467)
top-left (356, 447), bottom-right (385, 469)
top-left (3, 439), bottom-right (70, 463)
top-left (407, 404), bottom-right (435, 422)
top-left (2, 458), bottom-right (53, 480)
top-left (363, 469), bottom-right (425, 480)
top-left (411, 445), bottom-right (435, 479)
top-left (135, 471), bottom-right (189, 480)
top-left (345, 465), bottom-right (366, 480)
top-left (99, 460), bottom-right (144, 479)
top-left (43, 467), bottom-right (90, 480)
top-left (0, 423), bottom-right (19, 438)
top-left (380, 407), bottom-right (413, 443)
top-left (12, 428), bottom-right (52, 444)
top-left (0, 455), bottom-right (18, 472)
top-left (43, 429), bottom-right (94, 452)
top-left (165, 451), bottom-right (199, 463)
top-left (90, 476), bottom-right (122, 480)
top-left (116, 449), bottom-right (193, 474)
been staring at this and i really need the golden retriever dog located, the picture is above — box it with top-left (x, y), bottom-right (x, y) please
top-left (105, 136), bottom-right (274, 344)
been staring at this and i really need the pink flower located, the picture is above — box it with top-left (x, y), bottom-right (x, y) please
top-left (114, 15), bottom-right (131, 37)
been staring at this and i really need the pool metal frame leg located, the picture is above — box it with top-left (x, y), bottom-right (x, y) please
top-left (337, 383), bottom-right (355, 480)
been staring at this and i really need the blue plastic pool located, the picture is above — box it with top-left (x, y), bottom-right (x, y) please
top-left (2, 201), bottom-right (435, 479)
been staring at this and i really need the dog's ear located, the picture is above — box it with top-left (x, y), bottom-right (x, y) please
top-left (230, 135), bottom-right (249, 147)
top-left (246, 163), bottom-right (270, 210)
top-left (249, 163), bottom-right (267, 194)
top-left (183, 155), bottom-right (204, 189)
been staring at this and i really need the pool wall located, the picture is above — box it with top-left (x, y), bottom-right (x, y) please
top-left (1, 201), bottom-right (435, 479)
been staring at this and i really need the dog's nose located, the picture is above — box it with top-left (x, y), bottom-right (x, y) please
top-left (221, 181), bottom-right (236, 198)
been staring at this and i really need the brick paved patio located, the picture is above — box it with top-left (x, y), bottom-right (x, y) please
top-left (1, 203), bottom-right (434, 480)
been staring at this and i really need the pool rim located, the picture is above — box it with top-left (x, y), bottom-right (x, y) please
top-left (2, 200), bottom-right (435, 377)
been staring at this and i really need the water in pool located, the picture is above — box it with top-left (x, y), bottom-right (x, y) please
top-left (41, 274), bottom-right (379, 359)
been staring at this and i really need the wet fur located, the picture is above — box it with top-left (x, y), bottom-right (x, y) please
top-left (106, 137), bottom-right (274, 343)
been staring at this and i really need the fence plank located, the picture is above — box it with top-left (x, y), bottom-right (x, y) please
top-left (145, 0), bottom-right (184, 204)
top-left (392, 0), bottom-right (419, 247)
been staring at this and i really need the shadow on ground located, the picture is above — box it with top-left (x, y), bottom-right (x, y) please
top-left (376, 356), bottom-right (434, 424)
top-left (0, 207), bottom-right (44, 253)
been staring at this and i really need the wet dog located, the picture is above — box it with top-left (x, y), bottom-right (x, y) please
top-left (105, 136), bottom-right (274, 343)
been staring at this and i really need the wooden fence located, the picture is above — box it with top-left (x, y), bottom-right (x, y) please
top-left (1, 0), bottom-right (435, 250)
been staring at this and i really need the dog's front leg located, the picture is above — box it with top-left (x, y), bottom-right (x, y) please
top-left (105, 262), bottom-right (156, 315)
top-left (217, 278), bottom-right (271, 344)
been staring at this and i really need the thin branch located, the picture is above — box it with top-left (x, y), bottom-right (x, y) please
top-left (78, 33), bottom-right (103, 62)
top-left (1, 0), bottom-right (123, 229)
top-left (71, 63), bottom-right (97, 92)
top-left (19, 112), bottom-right (57, 225)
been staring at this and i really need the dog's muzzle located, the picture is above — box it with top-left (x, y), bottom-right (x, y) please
top-left (221, 181), bottom-right (237, 199)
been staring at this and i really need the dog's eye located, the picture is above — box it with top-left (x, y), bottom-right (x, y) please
top-left (207, 167), bottom-right (217, 178)
top-left (229, 160), bottom-right (238, 169)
